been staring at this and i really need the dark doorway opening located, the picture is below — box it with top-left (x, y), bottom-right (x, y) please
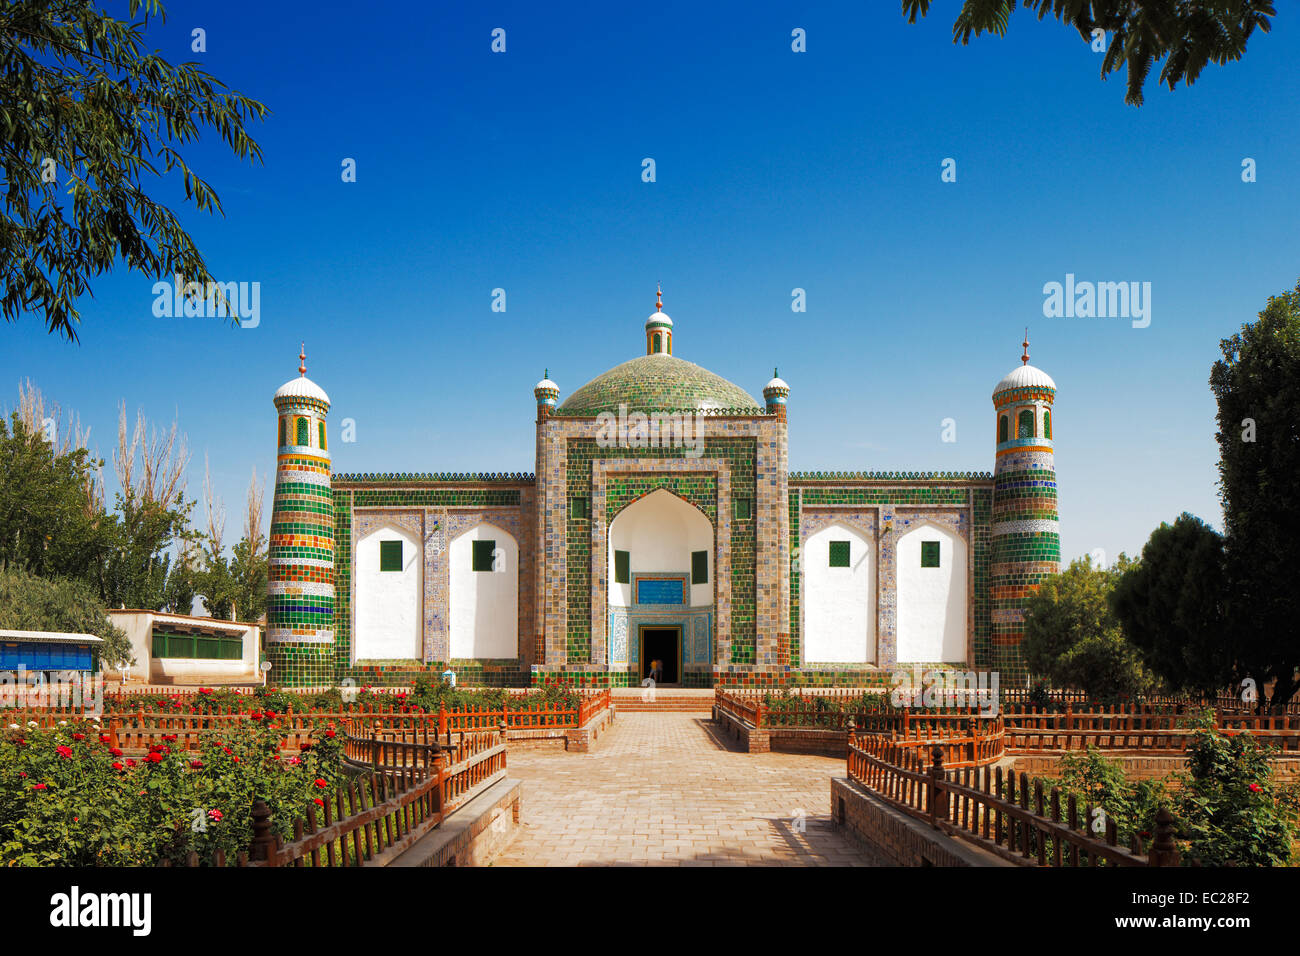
top-left (640, 627), bottom-right (681, 685)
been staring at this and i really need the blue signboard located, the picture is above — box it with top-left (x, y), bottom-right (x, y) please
top-left (0, 642), bottom-right (95, 671)
top-left (636, 578), bottom-right (685, 605)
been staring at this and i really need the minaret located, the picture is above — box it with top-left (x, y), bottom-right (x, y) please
top-left (645, 283), bottom-right (673, 355)
top-left (266, 345), bottom-right (335, 686)
top-left (990, 332), bottom-right (1059, 684)
top-left (763, 367), bottom-right (790, 419)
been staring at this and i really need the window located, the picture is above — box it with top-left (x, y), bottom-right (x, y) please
top-left (998, 415), bottom-right (1008, 443)
top-left (921, 541), bottom-right (940, 568)
top-left (828, 540), bottom-right (850, 568)
top-left (734, 497), bottom-right (752, 521)
top-left (472, 540), bottom-right (496, 572)
top-left (152, 631), bottom-right (242, 659)
top-left (279, 418), bottom-right (286, 446)
top-left (296, 417), bottom-right (309, 446)
top-left (318, 421), bottom-right (327, 450)
top-left (1043, 409), bottom-right (1052, 439)
top-left (570, 496), bottom-right (590, 519)
top-left (1017, 409), bottom-right (1034, 439)
top-left (614, 549), bottom-right (630, 584)
top-left (379, 540), bottom-right (403, 572)
top-left (691, 550), bottom-right (708, 584)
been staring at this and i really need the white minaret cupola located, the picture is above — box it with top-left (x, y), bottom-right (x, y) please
top-left (645, 283), bottom-right (673, 355)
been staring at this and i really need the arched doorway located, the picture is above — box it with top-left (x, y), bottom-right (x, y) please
top-left (607, 488), bottom-right (713, 685)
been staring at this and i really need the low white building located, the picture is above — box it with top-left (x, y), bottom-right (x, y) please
top-left (107, 610), bottom-right (261, 686)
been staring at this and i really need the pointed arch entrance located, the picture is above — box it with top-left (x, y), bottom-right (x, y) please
top-left (607, 488), bottom-right (714, 685)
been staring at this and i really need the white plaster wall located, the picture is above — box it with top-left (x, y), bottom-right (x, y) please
top-left (802, 522), bottom-right (874, 663)
top-left (608, 489), bottom-right (713, 607)
top-left (354, 524), bottom-right (422, 660)
top-left (896, 524), bottom-right (968, 663)
top-left (449, 523), bottom-right (518, 659)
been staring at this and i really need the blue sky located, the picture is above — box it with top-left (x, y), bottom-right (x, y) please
top-left (4, 1), bottom-right (1297, 564)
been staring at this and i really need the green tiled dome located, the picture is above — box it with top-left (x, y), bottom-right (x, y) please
top-left (559, 354), bottom-right (761, 415)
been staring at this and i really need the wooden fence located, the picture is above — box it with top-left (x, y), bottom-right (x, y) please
top-left (164, 727), bottom-right (508, 867)
top-left (846, 733), bottom-right (1181, 867)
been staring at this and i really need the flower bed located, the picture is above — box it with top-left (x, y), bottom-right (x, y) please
top-left (0, 716), bottom-right (344, 866)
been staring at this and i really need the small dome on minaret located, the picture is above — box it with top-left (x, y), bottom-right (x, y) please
top-left (645, 284), bottom-right (673, 355)
top-left (274, 344), bottom-right (331, 408)
top-left (763, 368), bottom-right (790, 404)
top-left (534, 369), bottom-right (560, 408)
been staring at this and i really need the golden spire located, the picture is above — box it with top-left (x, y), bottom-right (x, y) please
top-left (299, 343), bottom-right (306, 376)
top-left (655, 282), bottom-right (662, 312)
top-left (1021, 329), bottom-right (1029, 366)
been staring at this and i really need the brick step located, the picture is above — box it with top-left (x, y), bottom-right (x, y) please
top-left (614, 703), bottom-right (714, 712)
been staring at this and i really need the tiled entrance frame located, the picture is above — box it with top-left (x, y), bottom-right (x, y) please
top-left (533, 414), bottom-right (789, 676)
top-left (590, 457), bottom-right (732, 667)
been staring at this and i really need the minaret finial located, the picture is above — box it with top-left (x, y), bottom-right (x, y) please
top-left (299, 343), bottom-right (306, 376)
top-left (656, 282), bottom-right (662, 312)
top-left (544, 368), bottom-right (549, 379)
top-left (1021, 328), bottom-right (1029, 365)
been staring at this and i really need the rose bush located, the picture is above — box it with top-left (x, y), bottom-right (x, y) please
top-left (0, 715), bottom-right (345, 866)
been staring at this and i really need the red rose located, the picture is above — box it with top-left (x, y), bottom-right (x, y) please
top-left (112, 762), bottom-right (124, 770)
top-left (56, 745), bottom-right (72, 759)
top-left (1249, 783), bottom-right (1262, 793)
top-left (99, 734), bottom-right (111, 743)
top-left (110, 748), bottom-right (122, 757)
top-left (72, 733), bottom-right (85, 741)
top-left (190, 760), bottom-right (203, 769)
top-left (313, 798), bottom-right (324, 806)
top-left (251, 712), bottom-right (263, 721)
top-left (33, 783), bottom-right (47, 790)
top-left (126, 759), bottom-right (136, 768)
top-left (232, 756), bottom-right (240, 764)
top-left (145, 752), bottom-right (163, 764)
top-left (17, 771), bottom-right (26, 778)
top-left (300, 742), bottom-right (311, 751)
top-left (325, 729), bottom-right (336, 738)
top-left (314, 778), bottom-right (327, 789)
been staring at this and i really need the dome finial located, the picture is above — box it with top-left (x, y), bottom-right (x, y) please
top-left (1021, 328), bottom-right (1029, 366)
top-left (656, 282), bottom-right (662, 312)
top-left (299, 342), bottom-right (306, 376)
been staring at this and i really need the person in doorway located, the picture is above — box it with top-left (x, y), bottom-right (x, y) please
top-left (648, 658), bottom-right (664, 683)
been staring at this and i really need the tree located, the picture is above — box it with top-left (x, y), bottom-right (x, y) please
top-left (1112, 513), bottom-right (1234, 697)
top-left (903, 1), bottom-right (1275, 106)
top-left (1022, 554), bottom-right (1155, 701)
top-left (0, 0), bottom-right (268, 340)
top-left (1210, 278), bottom-right (1300, 712)
top-left (0, 567), bottom-right (133, 669)
top-left (0, 411), bottom-right (114, 581)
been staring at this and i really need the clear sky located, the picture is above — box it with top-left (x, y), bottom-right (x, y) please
top-left (4, 0), bottom-right (1298, 565)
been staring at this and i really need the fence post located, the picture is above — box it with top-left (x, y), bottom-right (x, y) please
top-left (249, 798), bottom-right (278, 866)
top-left (1146, 807), bottom-right (1181, 867)
top-left (438, 701), bottom-right (448, 737)
top-left (928, 746), bottom-right (946, 829)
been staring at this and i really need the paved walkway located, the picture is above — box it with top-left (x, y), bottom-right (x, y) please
top-left (493, 712), bottom-right (883, 866)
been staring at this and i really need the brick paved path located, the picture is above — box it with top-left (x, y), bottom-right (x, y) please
top-left (492, 712), bottom-right (884, 866)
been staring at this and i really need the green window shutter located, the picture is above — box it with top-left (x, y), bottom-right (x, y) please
top-left (921, 541), bottom-right (941, 568)
top-left (998, 415), bottom-right (1008, 443)
top-left (1018, 409), bottom-right (1034, 439)
top-left (734, 497), bottom-right (752, 521)
top-left (278, 418), bottom-right (286, 446)
top-left (570, 496), bottom-right (590, 519)
top-left (318, 421), bottom-right (327, 450)
top-left (296, 417), bottom-right (309, 446)
top-left (828, 541), bottom-right (850, 568)
top-left (691, 550), bottom-right (708, 584)
top-left (151, 633), bottom-right (167, 657)
top-left (196, 637), bottom-right (221, 659)
top-left (472, 540), bottom-right (496, 572)
top-left (379, 539), bottom-right (403, 572)
top-left (1044, 409), bottom-right (1052, 439)
top-left (614, 550), bottom-right (630, 584)
top-left (219, 638), bottom-right (242, 660)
